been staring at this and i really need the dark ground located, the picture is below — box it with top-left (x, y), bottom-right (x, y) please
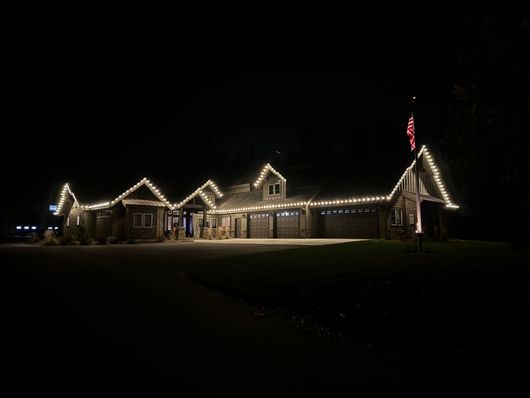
top-left (0, 242), bottom-right (434, 397)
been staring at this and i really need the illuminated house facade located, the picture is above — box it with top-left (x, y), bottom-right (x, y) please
top-left (55, 146), bottom-right (458, 242)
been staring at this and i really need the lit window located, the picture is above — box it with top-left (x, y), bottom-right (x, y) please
top-left (326, 210), bottom-right (331, 215)
top-left (338, 209), bottom-right (343, 214)
top-left (144, 214), bottom-right (153, 228)
top-left (76, 215), bottom-right (80, 225)
top-left (391, 209), bottom-right (403, 226)
top-left (332, 210), bottom-right (337, 215)
top-left (345, 209), bottom-right (350, 214)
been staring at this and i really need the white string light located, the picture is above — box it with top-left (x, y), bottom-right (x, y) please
top-left (308, 196), bottom-right (387, 207)
top-left (174, 180), bottom-right (224, 209)
top-left (253, 163), bottom-right (287, 188)
top-left (53, 183), bottom-right (79, 215)
top-left (55, 146), bottom-right (457, 218)
top-left (212, 201), bottom-right (307, 214)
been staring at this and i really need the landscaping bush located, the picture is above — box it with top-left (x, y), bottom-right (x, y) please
top-left (106, 236), bottom-right (117, 245)
top-left (42, 230), bottom-right (59, 246)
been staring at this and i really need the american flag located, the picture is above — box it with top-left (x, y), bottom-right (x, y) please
top-left (406, 114), bottom-right (415, 151)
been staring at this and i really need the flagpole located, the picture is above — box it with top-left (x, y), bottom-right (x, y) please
top-left (411, 97), bottom-right (423, 253)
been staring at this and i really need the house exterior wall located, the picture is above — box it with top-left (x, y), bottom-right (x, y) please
top-left (124, 205), bottom-right (160, 241)
top-left (63, 206), bottom-right (84, 240)
top-left (262, 176), bottom-right (287, 201)
top-left (111, 205), bottom-right (126, 241)
top-left (230, 213), bottom-right (248, 238)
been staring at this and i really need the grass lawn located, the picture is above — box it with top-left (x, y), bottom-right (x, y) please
top-left (190, 240), bottom-right (528, 301)
top-left (190, 240), bottom-right (530, 393)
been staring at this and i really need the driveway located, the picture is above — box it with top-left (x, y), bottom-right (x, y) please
top-left (0, 242), bottom-right (426, 396)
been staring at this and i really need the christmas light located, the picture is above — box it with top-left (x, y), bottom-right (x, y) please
top-left (54, 183), bottom-right (79, 215)
top-left (174, 180), bottom-right (224, 209)
top-left (253, 163), bottom-right (287, 188)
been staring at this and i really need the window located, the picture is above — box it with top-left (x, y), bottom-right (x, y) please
top-left (134, 213), bottom-right (143, 228)
top-left (391, 209), bottom-right (403, 226)
top-left (144, 214), bottom-right (153, 228)
top-left (211, 218), bottom-right (218, 228)
top-left (268, 183), bottom-right (280, 196)
top-left (134, 213), bottom-right (154, 228)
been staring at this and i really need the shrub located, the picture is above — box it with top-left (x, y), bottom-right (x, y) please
top-left (106, 236), bottom-right (117, 245)
top-left (127, 238), bottom-right (137, 244)
top-left (87, 238), bottom-right (98, 245)
top-left (43, 230), bottom-right (59, 246)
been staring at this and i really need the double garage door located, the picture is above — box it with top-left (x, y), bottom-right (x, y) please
top-left (318, 208), bottom-right (379, 238)
top-left (248, 212), bottom-right (300, 238)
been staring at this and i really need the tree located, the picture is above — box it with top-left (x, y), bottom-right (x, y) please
top-left (442, 10), bottom-right (530, 248)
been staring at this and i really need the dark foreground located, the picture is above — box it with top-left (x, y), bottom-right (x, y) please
top-left (191, 240), bottom-right (530, 397)
top-left (2, 241), bottom-right (528, 397)
top-left (1, 242), bottom-right (426, 397)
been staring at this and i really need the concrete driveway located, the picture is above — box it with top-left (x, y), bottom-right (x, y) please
top-left (0, 242), bottom-right (425, 396)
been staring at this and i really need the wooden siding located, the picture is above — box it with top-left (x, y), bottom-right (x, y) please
top-left (124, 205), bottom-right (160, 240)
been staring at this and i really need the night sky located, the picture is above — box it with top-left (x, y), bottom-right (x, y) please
top-left (4, 5), bottom-right (525, 230)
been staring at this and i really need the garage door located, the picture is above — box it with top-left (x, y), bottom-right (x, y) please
top-left (276, 211), bottom-right (299, 238)
top-left (318, 207), bottom-right (378, 238)
top-left (248, 214), bottom-right (269, 238)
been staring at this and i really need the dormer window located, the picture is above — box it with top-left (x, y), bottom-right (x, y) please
top-left (268, 183), bottom-right (280, 196)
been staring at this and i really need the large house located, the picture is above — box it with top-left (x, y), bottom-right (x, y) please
top-left (55, 145), bottom-right (458, 242)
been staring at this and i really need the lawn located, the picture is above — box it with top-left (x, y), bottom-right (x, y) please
top-left (190, 240), bottom-right (530, 394)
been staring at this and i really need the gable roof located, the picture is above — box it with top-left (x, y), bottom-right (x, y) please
top-left (387, 146), bottom-right (458, 208)
top-left (173, 180), bottom-right (224, 210)
top-left (105, 177), bottom-right (173, 209)
top-left (309, 145), bottom-right (458, 209)
top-left (56, 178), bottom-right (173, 212)
top-left (253, 163), bottom-right (287, 188)
top-left (54, 183), bottom-right (80, 215)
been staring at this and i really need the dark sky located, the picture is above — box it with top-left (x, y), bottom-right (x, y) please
top-left (4, 5), bottom-right (463, 221)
